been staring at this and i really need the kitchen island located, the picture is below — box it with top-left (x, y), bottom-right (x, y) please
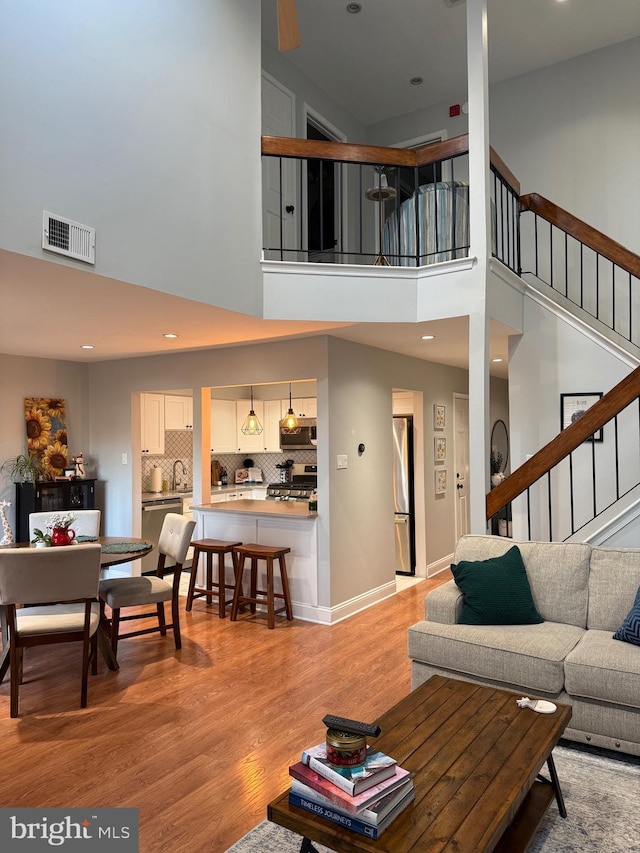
top-left (191, 500), bottom-right (319, 621)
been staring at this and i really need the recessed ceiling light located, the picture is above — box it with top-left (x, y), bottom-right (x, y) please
top-left (410, 77), bottom-right (424, 86)
top-left (80, 344), bottom-right (94, 350)
top-left (421, 334), bottom-right (435, 340)
top-left (346, 3), bottom-right (362, 13)
top-left (163, 333), bottom-right (178, 339)
top-left (491, 357), bottom-right (503, 363)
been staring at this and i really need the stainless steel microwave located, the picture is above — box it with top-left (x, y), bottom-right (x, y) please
top-left (279, 418), bottom-right (317, 451)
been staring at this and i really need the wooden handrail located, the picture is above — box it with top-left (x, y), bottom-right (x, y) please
top-left (262, 134), bottom-right (521, 197)
top-left (520, 193), bottom-right (640, 279)
top-left (487, 366), bottom-right (640, 519)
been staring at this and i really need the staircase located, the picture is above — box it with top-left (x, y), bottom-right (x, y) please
top-left (488, 195), bottom-right (640, 544)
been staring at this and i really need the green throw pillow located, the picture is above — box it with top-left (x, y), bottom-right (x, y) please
top-left (451, 545), bottom-right (543, 625)
top-left (613, 586), bottom-right (640, 647)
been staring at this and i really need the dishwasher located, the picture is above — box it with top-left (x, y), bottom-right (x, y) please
top-left (141, 497), bottom-right (183, 573)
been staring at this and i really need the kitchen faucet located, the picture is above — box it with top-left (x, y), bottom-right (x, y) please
top-left (172, 459), bottom-right (187, 491)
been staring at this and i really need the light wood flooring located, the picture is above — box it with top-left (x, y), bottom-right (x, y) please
top-left (0, 572), bottom-right (450, 852)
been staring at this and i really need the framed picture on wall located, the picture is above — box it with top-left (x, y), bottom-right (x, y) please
top-left (560, 392), bottom-right (603, 442)
top-left (434, 436), bottom-right (446, 462)
top-left (435, 469), bottom-right (447, 495)
top-left (434, 404), bottom-right (446, 430)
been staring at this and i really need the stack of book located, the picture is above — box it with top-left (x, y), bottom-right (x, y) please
top-left (288, 742), bottom-right (414, 840)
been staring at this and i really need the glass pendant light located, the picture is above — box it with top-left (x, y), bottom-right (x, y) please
top-left (280, 383), bottom-right (301, 434)
top-left (241, 386), bottom-right (263, 435)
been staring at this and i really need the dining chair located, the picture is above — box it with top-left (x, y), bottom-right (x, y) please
top-left (28, 509), bottom-right (102, 541)
top-left (0, 543), bottom-right (102, 717)
top-left (99, 513), bottom-right (195, 660)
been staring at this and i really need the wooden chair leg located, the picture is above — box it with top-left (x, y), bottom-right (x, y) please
top-left (266, 558), bottom-right (275, 629)
top-left (110, 609), bottom-right (121, 658)
top-left (249, 558), bottom-right (258, 614)
top-left (81, 635), bottom-right (90, 708)
top-left (171, 594), bottom-right (182, 650)
top-left (185, 547), bottom-right (201, 612)
top-left (230, 554), bottom-right (246, 621)
top-left (279, 555), bottom-right (294, 621)
top-left (217, 553), bottom-right (226, 618)
top-left (157, 602), bottom-right (167, 636)
top-left (10, 642), bottom-right (19, 718)
top-left (91, 632), bottom-right (98, 676)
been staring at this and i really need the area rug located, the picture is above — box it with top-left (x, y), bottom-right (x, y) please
top-left (225, 743), bottom-right (640, 852)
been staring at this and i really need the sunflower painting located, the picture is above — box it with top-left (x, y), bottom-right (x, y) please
top-left (24, 397), bottom-right (69, 478)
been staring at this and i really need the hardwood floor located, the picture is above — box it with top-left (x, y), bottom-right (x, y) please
top-left (0, 573), bottom-right (449, 852)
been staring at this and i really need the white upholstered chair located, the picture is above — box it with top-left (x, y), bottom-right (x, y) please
top-left (99, 513), bottom-right (195, 660)
top-left (29, 509), bottom-right (101, 541)
top-left (0, 544), bottom-right (102, 717)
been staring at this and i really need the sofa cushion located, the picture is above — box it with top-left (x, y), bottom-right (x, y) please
top-left (451, 545), bottom-right (543, 625)
top-left (453, 536), bottom-right (591, 627)
top-left (613, 586), bottom-right (640, 647)
top-left (588, 547), bottom-right (640, 631)
top-left (407, 620), bottom-right (584, 695)
top-left (565, 629), bottom-right (640, 708)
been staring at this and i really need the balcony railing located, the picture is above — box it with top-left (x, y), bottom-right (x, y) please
top-left (262, 134), bottom-right (520, 273)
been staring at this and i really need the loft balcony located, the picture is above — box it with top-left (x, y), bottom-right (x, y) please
top-left (261, 134), bottom-right (520, 323)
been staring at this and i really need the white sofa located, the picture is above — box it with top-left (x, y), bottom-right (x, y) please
top-left (408, 535), bottom-right (640, 755)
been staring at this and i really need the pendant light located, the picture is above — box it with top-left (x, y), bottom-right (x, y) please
top-left (241, 386), bottom-right (263, 435)
top-left (280, 383), bottom-right (301, 434)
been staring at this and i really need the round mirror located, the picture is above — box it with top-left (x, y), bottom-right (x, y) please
top-left (490, 419), bottom-right (509, 474)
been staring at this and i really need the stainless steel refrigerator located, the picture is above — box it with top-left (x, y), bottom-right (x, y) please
top-left (393, 416), bottom-right (416, 574)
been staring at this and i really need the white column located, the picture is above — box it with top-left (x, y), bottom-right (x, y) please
top-left (467, 0), bottom-right (492, 533)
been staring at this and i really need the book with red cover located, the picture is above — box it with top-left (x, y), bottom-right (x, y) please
top-left (289, 761), bottom-right (412, 813)
top-left (290, 776), bottom-right (414, 823)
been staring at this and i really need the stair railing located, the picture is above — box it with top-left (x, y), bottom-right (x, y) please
top-left (487, 366), bottom-right (640, 541)
top-left (520, 193), bottom-right (640, 349)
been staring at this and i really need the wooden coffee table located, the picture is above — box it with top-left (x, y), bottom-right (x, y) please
top-left (268, 675), bottom-right (571, 852)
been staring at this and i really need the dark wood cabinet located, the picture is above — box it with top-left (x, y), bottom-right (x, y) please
top-left (15, 479), bottom-right (98, 543)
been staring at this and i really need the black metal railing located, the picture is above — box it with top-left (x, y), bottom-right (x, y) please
top-left (262, 135), bottom-right (520, 273)
top-left (488, 368), bottom-right (640, 542)
top-left (519, 194), bottom-right (640, 349)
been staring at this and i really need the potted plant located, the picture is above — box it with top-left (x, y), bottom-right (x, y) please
top-left (490, 450), bottom-right (504, 486)
top-left (30, 527), bottom-right (52, 548)
top-left (1, 451), bottom-right (46, 484)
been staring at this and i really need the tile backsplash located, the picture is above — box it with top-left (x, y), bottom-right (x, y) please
top-left (141, 431), bottom-right (316, 492)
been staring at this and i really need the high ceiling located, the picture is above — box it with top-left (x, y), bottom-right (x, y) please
top-left (262, 0), bottom-right (640, 126)
top-left (3, 0), bottom-right (639, 377)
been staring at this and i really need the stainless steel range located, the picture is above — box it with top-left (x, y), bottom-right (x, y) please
top-left (266, 464), bottom-right (317, 501)
top-left (266, 481), bottom-right (316, 501)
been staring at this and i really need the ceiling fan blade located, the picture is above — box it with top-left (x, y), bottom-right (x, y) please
top-left (277, 0), bottom-right (301, 51)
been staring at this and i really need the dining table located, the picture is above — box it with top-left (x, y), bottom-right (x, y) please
top-left (0, 536), bottom-right (154, 681)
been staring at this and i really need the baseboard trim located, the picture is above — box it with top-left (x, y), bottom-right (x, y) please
top-left (290, 580), bottom-right (397, 626)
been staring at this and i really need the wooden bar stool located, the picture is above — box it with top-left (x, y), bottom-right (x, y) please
top-left (230, 544), bottom-right (293, 629)
top-left (186, 539), bottom-right (242, 618)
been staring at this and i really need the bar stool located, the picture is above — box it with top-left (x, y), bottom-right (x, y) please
top-left (186, 539), bottom-right (242, 618)
top-left (230, 543), bottom-right (293, 629)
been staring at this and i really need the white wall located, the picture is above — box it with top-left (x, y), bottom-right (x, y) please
top-left (0, 0), bottom-right (263, 315)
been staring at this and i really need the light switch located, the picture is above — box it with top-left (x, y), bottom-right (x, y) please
top-left (337, 454), bottom-right (348, 469)
top-left (121, 453), bottom-right (128, 465)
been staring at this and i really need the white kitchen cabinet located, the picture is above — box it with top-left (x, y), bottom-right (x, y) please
top-left (281, 397), bottom-right (317, 418)
top-left (235, 399), bottom-right (265, 453)
top-left (251, 488), bottom-right (267, 500)
top-left (141, 393), bottom-right (165, 454)
top-left (165, 395), bottom-right (193, 430)
top-left (209, 492), bottom-right (232, 504)
top-left (210, 399), bottom-right (237, 453)
top-left (262, 399), bottom-right (283, 453)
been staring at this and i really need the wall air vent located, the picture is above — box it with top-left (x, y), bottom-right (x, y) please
top-left (443, 0), bottom-right (465, 7)
top-left (42, 211), bottom-right (96, 264)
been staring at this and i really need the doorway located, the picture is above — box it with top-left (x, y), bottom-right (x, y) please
top-left (305, 110), bottom-right (345, 263)
top-left (453, 394), bottom-right (471, 539)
